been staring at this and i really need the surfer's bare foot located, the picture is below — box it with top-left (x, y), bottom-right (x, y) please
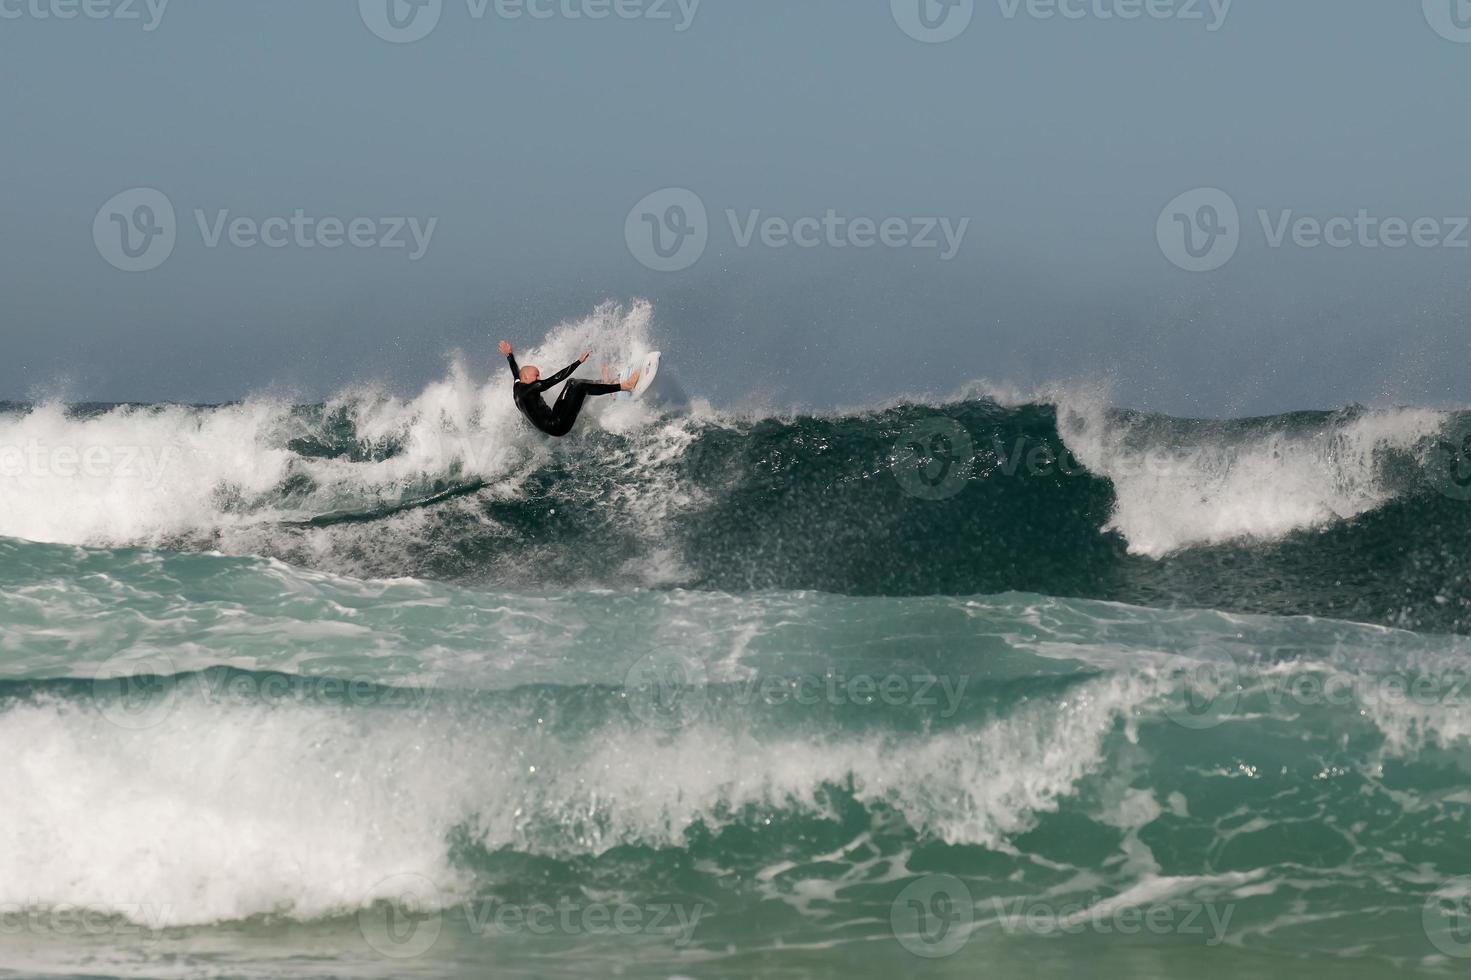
top-left (601, 364), bottom-right (611, 384)
top-left (621, 369), bottom-right (641, 392)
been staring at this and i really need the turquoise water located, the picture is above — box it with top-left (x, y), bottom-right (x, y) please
top-left (6, 348), bottom-right (1471, 977)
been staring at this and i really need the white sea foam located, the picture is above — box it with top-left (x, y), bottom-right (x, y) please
top-left (0, 671), bottom-right (1146, 926)
top-left (1053, 386), bottom-right (1447, 556)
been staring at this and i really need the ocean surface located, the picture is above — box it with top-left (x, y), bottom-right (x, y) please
top-left (6, 307), bottom-right (1471, 979)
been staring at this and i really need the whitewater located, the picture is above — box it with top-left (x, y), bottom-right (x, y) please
top-left (6, 301), bottom-right (1471, 979)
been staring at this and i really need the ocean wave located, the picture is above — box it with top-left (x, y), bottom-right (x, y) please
top-left (3, 306), bottom-right (1471, 628)
top-left (2, 595), bottom-right (1469, 937)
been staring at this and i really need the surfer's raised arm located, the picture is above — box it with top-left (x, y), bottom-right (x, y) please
top-left (498, 340), bottom-right (520, 379)
top-left (535, 353), bottom-right (590, 392)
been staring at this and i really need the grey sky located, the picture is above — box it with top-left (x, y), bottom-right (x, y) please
top-left (2, 0), bottom-right (1469, 415)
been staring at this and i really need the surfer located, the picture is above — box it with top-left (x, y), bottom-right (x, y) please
top-left (498, 341), bottom-right (639, 437)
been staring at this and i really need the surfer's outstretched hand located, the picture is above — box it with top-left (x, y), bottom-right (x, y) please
top-left (578, 351), bottom-right (591, 364)
top-left (498, 341), bottom-right (513, 356)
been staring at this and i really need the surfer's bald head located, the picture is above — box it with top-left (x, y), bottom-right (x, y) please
top-left (519, 366), bottom-right (540, 383)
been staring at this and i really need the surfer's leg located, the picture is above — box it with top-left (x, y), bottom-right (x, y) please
top-left (554, 379), bottom-right (622, 407)
top-left (549, 379), bottom-right (622, 433)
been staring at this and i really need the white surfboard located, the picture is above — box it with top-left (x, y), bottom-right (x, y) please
top-left (620, 352), bottom-right (661, 400)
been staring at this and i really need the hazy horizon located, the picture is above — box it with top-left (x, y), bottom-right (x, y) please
top-left (4, 0), bottom-right (1470, 416)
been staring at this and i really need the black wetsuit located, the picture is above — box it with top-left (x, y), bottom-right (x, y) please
top-left (507, 353), bottom-right (621, 437)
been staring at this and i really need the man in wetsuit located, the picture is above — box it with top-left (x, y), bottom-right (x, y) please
top-left (498, 341), bottom-right (640, 438)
